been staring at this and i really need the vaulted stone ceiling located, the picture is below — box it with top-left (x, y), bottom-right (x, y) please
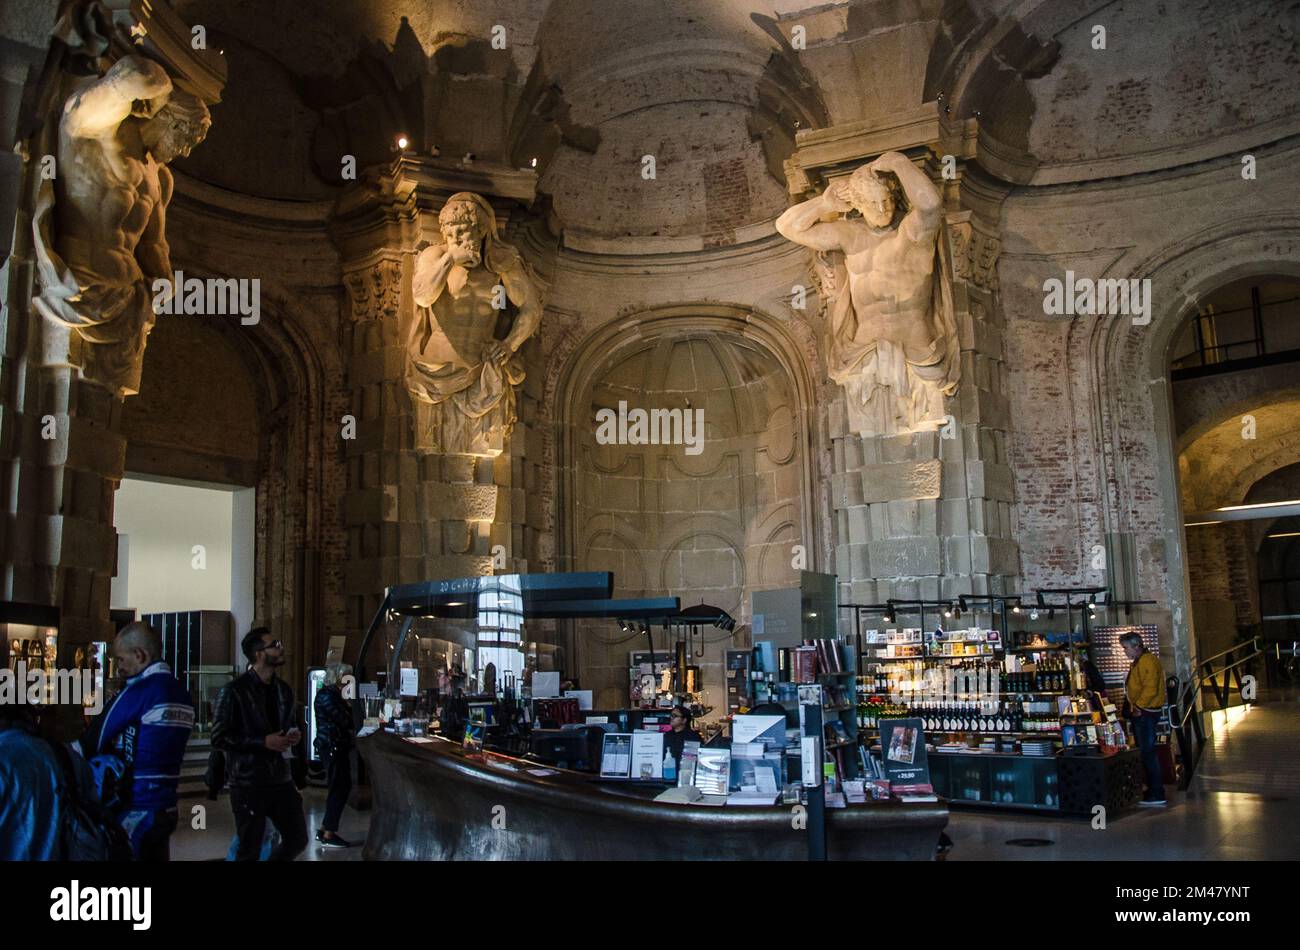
top-left (168, 0), bottom-right (828, 243)
top-left (159, 0), bottom-right (1300, 228)
top-left (1179, 397), bottom-right (1300, 512)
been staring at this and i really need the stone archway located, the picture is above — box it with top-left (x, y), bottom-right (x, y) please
top-left (117, 257), bottom-right (342, 691)
top-left (1089, 225), bottom-right (1300, 681)
top-left (553, 304), bottom-right (822, 707)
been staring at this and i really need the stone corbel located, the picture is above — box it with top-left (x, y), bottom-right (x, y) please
top-left (344, 258), bottom-right (403, 323)
top-left (947, 211), bottom-right (1001, 294)
top-left (99, 0), bottom-right (227, 103)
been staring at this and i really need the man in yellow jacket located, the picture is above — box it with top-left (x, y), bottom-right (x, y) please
top-left (1121, 633), bottom-right (1167, 806)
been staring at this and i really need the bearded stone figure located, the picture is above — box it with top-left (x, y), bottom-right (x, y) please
top-left (777, 151), bottom-right (958, 438)
top-left (406, 193), bottom-right (545, 456)
top-left (32, 53), bottom-right (211, 397)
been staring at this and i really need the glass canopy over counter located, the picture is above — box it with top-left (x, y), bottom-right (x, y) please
top-left (354, 571), bottom-right (680, 700)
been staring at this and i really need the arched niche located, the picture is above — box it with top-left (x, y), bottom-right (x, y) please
top-left (553, 304), bottom-right (822, 707)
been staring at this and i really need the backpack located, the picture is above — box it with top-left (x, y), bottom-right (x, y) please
top-left (49, 742), bottom-right (132, 861)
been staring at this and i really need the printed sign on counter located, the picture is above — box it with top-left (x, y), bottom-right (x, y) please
top-left (879, 717), bottom-right (935, 801)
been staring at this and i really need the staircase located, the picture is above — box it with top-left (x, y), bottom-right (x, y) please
top-left (178, 734), bottom-right (211, 799)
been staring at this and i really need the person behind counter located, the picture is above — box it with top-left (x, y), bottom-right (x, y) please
top-left (439, 672), bottom-right (470, 741)
top-left (663, 705), bottom-right (702, 768)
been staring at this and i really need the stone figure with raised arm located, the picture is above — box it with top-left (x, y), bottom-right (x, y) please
top-left (32, 53), bottom-right (211, 397)
top-left (776, 150), bottom-right (958, 438)
top-left (406, 192), bottom-right (546, 456)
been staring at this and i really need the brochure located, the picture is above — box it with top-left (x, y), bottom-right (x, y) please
top-left (693, 748), bottom-right (731, 795)
top-left (677, 740), bottom-right (700, 788)
top-left (599, 733), bottom-right (633, 778)
top-left (630, 730), bottom-right (665, 779)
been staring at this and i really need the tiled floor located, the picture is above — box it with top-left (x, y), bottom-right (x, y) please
top-left (170, 695), bottom-right (1299, 861)
top-left (945, 696), bottom-right (1300, 860)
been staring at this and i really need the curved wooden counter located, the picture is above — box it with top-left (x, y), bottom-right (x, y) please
top-left (358, 731), bottom-right (949, 860)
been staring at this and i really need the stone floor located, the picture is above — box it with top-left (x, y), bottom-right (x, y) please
top-left (170, 788), bottom-right (370, 862)
top-left (945, 695), bottom-right (1300, 861)
top-left (169, 695), bottom-right (1298, 861)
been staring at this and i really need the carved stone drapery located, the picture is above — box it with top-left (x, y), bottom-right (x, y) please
top-left (406, 192), bottom-right (546, 457)
top-left (0, 0), bottom-right (225, 712)
top-left (780, 105), bottom-right (1020, 608)
top-left (776, 151), bottom-right (959, 439)
top-left (28, 0), bottom-right (224, 397)
top-left (329, 156), bottom-right (542, 637)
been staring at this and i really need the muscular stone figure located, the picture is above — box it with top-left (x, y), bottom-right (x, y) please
top-left (776, 151), bottom-right (958, 438)
top-left (33, 54), bottom-right (211, 396)
top-left (406, 192), bottom-right (545, 456)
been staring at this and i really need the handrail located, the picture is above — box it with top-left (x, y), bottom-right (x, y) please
top-left (1195, 636), bottom-right (1263, 671)
top-left (1168, 636), bottom-right (1265, 790)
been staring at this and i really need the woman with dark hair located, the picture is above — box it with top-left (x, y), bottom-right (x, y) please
top-left (663, 705), bottom-right (702, 767)
top-left (314, 664), bottom-right (356, 847)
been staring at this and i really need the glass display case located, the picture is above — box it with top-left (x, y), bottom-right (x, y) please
top-left (930, 751), bottom-right (1062, 811)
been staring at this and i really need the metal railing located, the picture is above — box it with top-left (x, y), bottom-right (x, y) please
top-left (1167, 637), bottom-right (1264, 790)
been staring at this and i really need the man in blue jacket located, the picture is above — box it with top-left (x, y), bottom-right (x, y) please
top-left (79, 621), bottom-right (194, 861)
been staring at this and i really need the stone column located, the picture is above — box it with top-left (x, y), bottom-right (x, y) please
top-left (331, 157), bottom-right (543, 641)
top-left (0, 1), bottom-right (224, 685)
top-left (783, 104), bottom-right (1020, 613)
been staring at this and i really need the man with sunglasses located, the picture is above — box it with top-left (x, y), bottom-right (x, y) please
top-left (211, 627), bottom-right (308, 860)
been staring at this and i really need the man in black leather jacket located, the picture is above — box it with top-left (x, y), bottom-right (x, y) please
top-left (210, 628), bottom-right (308, 861)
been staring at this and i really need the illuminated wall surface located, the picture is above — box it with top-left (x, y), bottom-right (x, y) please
top-left (0, 0), bottom-right (1296, 695)
top-left (111, 478), bottom-right (235, 616)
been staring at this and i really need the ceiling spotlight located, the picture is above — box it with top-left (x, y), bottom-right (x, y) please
top-left (1029, 608), bottom-right (1039, 621)
top-left (530, 157), bottom-right (538, 167)
top-left (1012, 602), bottom-right (1021, 614)
top-left (943, 604), bottom-right (953, 619)
top-left (882, 604), bottom-right (896, 624)
top-left (396, 135), bottom-right (409, 150)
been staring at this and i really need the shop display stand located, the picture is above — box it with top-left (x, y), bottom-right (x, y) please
top-left (842, 590), bottom-right (1146, 816)
top-left (820, 642), bottom-right (858, 780)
